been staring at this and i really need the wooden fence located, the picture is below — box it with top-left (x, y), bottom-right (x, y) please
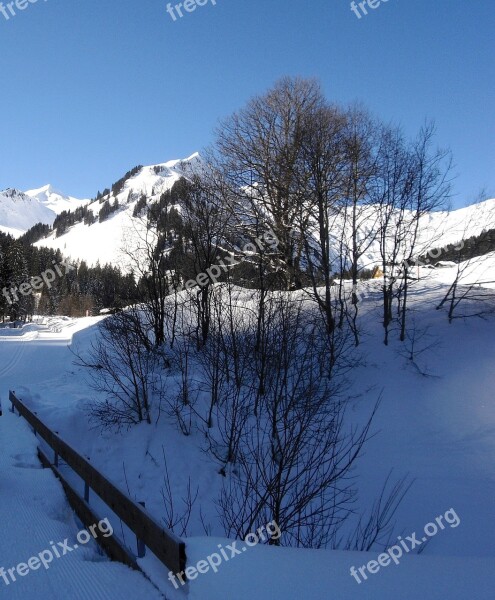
top-left (8, 391), bottom-right (186, 577)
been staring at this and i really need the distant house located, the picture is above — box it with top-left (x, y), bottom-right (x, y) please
top-left (434, 260), bottom-right (457, 268)
top-left (99, 307), bottom-right (122, 315)
top-left (372, 266), bottom-right (384, 279)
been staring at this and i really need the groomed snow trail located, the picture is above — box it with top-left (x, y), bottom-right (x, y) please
top-left (0, 408), bottom-right (165, 600)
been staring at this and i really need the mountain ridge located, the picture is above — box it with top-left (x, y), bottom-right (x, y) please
top-left (1, 153), bottom-right (494, 272)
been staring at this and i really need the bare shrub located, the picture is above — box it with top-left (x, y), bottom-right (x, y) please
top-left (74, 309), bottom-right (160, 429)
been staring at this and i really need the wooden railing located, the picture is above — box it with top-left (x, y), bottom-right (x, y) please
top-left (9, 391), bottom-right (186, 576)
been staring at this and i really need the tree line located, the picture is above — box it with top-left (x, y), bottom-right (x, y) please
top-left (0, 230), bottom-right (136, 322)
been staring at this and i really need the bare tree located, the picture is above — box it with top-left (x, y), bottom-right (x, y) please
top-left (216, 292), bottom-right (406, 549)
top-left (74, 309), bottom-right (159, 429)
top-left (176, 174), bottom-right (235, 348)
top-left (121, 215), bottom-right (173, 348)
top-left (340, 108), bottom-right (382, 319)
top-left (374, 125), bottom-right (414, 344)
top-left (298, 103), bottom-right (347, 340)
top-left (161, 450), bottom-right (199, 537)
top-left (396, 123), bottom-right (452, 341)
top-left (300, 106), bottom-right (382, 346)
top-left (214, 76), bottom-right (325, 290)
top-left (373, 124), bottom-right (451, 344)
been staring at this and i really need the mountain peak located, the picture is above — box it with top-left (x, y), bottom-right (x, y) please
top-left (25, 184), bottom-right (88, 216)
top-left (37, 183), bottom-right (57, 194)
top-left (0, 188), bottom-right (55, 236)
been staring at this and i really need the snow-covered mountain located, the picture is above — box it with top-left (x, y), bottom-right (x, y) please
top-left (25, 184), bottom-right (88, 215)
top-left (0, 184), bottom-right (88, 238)
top-left (0, 188), bottom-right (57, 237)
top-left (1, 151), bottom-right (489, 273)
top-left (34, 157), bottom-right (495, 273)
top-left (333, 197), bottom-right (495, 272)
top-left (33, 153), bottom-right (201, 267)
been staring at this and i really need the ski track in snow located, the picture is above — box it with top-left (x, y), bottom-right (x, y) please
top-left (0, 340), bottom-right (27, 379)
top-left (0, 410), bottom-right (165, 600)
top-left (0, 318), bottom-right (167, 599)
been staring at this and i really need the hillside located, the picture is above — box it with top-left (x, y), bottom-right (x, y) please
top-left (33, 155), bottom-right (199, 268)
top-left (22, 155), bottom-right (494, 273)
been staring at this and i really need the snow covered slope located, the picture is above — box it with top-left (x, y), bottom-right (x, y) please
top-left (327, 197), bottom-right (495, 272)
top-left (34, 154), bottom-right (200, 267)
top-left (25, 184), bottom-right (88, 215)
top-left (0, 188), bottom-right (56, 236)
top-left (0, 224), bottom-right (26, 239)
top-left (427, 250), bottom-right (495, 289)
top-left (2, 151), bottom-right (484, 274)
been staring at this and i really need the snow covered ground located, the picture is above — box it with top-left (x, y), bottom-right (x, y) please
top-left (0, 269), bottom-right (494, 598)
top-left (0, 400), bottom-right (165, 599)
top-left (426, 250), bottom-right (495, 289)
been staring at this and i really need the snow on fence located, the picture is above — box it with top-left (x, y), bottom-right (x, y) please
top-left (8, 391), bottom-right (186, 577)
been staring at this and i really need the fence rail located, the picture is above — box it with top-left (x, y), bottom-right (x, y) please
top-left (8, 390), bottom-right (186, 576)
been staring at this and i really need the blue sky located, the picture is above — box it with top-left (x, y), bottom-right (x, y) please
top-left (0, 0), bottom-right (493, 207)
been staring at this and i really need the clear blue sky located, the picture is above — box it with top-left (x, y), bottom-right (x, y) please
top-left (0, 0), bottom-right (493, 207)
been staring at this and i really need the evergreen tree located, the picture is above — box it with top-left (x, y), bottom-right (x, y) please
top-left (4, 241), bottom-right (29, 321)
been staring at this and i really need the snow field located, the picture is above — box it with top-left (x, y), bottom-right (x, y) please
top-left (0, 408), bottom-right (164, 600)
top-left (0, 276), bottom-right (494, 598)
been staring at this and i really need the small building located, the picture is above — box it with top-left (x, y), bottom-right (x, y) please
top-left (372, 266), bottom-right (384, 279)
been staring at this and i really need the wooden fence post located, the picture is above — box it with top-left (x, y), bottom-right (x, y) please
top-left (137, 502), bottom-right (146, 558)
